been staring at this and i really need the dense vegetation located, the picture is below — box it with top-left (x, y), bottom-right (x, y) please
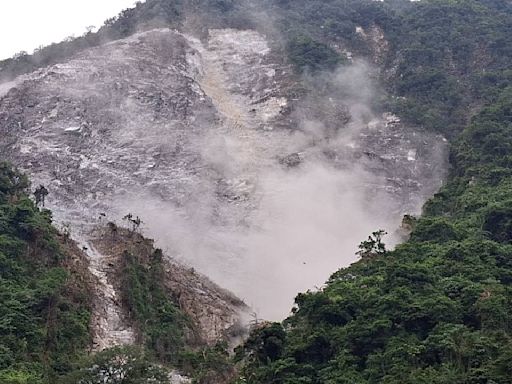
top-left (2, 0), bottom-right (512, 382)
top-left (286, 35), bottom-right (345, 72)
top-left (0, 163), bottom-right (91, 383)
top-left (0, 164), bottom-right (233, 384)
top-left (258, 0), bottom-right (512, 136)
top-left (119, 247), bottom-right (187, 363)
top-left (386, 0), bottom-right (512, 136)
top-left (60, 346), bottom-right (176, 384)
top-left (118, 240), bottom-right (235, 383)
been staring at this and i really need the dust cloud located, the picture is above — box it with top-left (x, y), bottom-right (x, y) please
top-left (112, 56), bottom-right (429, 320)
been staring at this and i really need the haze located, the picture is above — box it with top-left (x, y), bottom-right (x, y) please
top-left (0, 0), bottom-right (141, 60)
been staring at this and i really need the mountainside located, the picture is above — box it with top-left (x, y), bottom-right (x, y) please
top-left (0, 25), bottom-right (446, 321)
top-left (1, 0), bottom-right (512, 383)
top-left (0, 164), bottom-right (92, 383)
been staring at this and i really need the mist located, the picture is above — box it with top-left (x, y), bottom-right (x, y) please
top-left (108, 57), bottom-right (442, 320)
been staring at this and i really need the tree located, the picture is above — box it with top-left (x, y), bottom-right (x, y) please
top-left (33, 185), bottom-right (49, 208)
top-left (123, 213), bottom-right (142, 233)
top-left (356, 230), bottom-right (387, 259)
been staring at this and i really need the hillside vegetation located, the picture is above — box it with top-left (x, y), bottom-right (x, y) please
top-left (1, 0), bottom-right (512, 383)
top-left (0, 163), bottom-right (92, 383)
top-left (0, 163), bottom-right (233, 383)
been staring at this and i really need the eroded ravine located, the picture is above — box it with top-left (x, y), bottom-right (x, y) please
top-left (77, 238), bottom-right (136, 351)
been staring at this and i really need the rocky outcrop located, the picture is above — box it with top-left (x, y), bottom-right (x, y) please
top-left (92, 227), bottom-right (249, 346)
top-left (355, 24), bottom-right (390, 65)
top-left (78, 239), bottom-right (136, 351)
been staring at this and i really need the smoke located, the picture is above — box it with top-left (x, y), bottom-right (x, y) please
top-left (109, 50), bottom-right (429, 320)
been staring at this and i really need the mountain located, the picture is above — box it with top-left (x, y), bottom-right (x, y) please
top-left (0, 25), bottom-right (446, 322)
top-left (0, 0), bottom-right (512, 383)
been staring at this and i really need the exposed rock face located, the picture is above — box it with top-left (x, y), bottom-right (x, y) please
top-left (163, 258), bottom-right (249, 346)
top-left (0, 29), bottom-right (210, 219)
top-left (355, 24), bottom-right (390, 64)
top-left (79, 239), bottom-right (136, 351)
top-left (92, 227), bottom-right (249, 347)
top-left (0, 27), bottom-right (447, 327)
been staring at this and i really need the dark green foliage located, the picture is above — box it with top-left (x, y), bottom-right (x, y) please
top-left (235, 323), bottom-right (286, 364)
top-left (179, 342), bottom-right (235, 383)
top-left (483, 205), bottom-right (512, 243)
top-left (0, 163), bottom-right (91, 383)
top-left (2, 212), bottom-right (222, 382)
top-left (120, 248), bottom-right (186, 363)
top-left (287, 36), bottom-right (344, 72)
top-left (0, 163), bottom-right (29, 202)
top-left (384, 0), bottom-right (512, 135)
top-left (118, 247), bottom-right (236, 382)
top-left (356, 230), bottom-right (387, 259)
top-left (265, 0), bottom-right (512, 136)
top-left (58, 346), bottom-right (172, 384)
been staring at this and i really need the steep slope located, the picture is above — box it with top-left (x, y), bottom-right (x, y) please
top-left (81, 239), bottom-right (136, 351)
top-left (92, 226), bottom-right (249, 347)
top-left (0, 164), bottom-right (93, 383)
top-left (1, 0), bottom-right (512, 382)
top-left (237, 87), bottom-right (512, 384)
top-left (0, 26), bottom-right (446, 320)
top-left (230, 1), bottom-right (512, 383)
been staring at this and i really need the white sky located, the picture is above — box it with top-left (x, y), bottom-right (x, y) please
top-left (0, 0), bottom-right (141, 60)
